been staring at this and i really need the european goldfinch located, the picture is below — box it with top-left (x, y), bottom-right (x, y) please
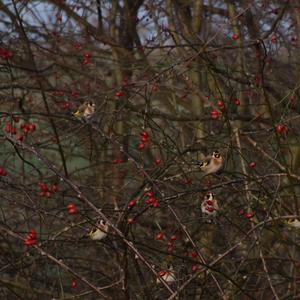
top-left (198, 151), bottom-right (223, 175)
top-left (88, 220), bottom-right (108, 240)
top-left (201, 192), bottom-right (218, 216)
top-left (73, 101), bottom-right (96, 119)
top-left (156, 266), bottom-right (176, 284)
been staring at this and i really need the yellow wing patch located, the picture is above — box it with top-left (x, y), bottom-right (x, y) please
top-left (73, 110), bottom-right (81, 118)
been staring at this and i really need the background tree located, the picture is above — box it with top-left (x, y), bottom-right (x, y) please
top-left (0, 0), bottom-right (300, 299)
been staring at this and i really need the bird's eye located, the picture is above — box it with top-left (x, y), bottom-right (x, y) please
top-left (205, 194), bottom-right (210, 199)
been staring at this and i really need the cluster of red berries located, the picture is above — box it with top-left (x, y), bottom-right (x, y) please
top-left (239, 209), bottom-right (254, 219)
top-left (4, 118), bottom-right (37, 142)
top-left (166, 234), bottom-right (177, 252)
top-left (138, 130), bottom-right (149, 151)
top-left (24, 229), bottom-right (37, 246)
top-left (0, 47), bottom-right (13, 59)
top-left (155, 232), bottom-right (177, 252)
top-left (61, 101), bottom-right (71, 110)
top-left (38, 182), bottom-right (58, 197)
top-left (0, 167), bottom-right (7, 176)
top-left (82, 52), bottom-right (91, 65)
top-left (20, 122), bottom-right (36, 136)
top-left (145, 190), bottom-right (159, 207)
top-left (67, 203), bottom-right (78, 215)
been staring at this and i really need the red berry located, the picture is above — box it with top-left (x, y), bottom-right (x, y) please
top-left (84, 52), bottom-right (92, 59)
top-left (138, 143), bottom-right (145, 150)
top-left (152, 201), bottom-right (159, 208)
top-left (128, 199), bottom-right (137, 209)
top-left (17, 134), bottom-right (23, 141)
top-left (23, 127), bottom-right (29, 135)
top-left (155, 159), bottom-right (161, 165)
top-left (73, 41), bottom-right (81, 49)
top-left (67, 203), bottom-right (78, 215)
top-left (67, 203), bottom-right (75, 210)
top-left (245, 212), bottom-right (254, 219)
top-left (271, 35), bottom-right (277, 43)
top-left (141, 136), bottom-right (149, 143)
top-left (27, 229), bottom-right (37, 239)
top-left (115, 91), bottom-right (123, 97)
top-left (28, 123), bottom-right (36, 132)
top-left (276, 124), bottom-right (287, 135)
top-left (44, 191), bottom-right (51, 198)
top-left (167, 245), bottom-right (174, 252)
top-left (39, 182), bottom-right (48, 192)
top-left (192, 264), bottom-right (198, 272)
top-left (147, 196), bottom-right (156, 203)
top-left (155, 232), bottom-right (164, 240)
top-left (10, 127), bottom-right (16, 134)
top-left (24, 238), bottom-right (37, 246)
top-left (127, 218), bottom-right (134, 225)
top-left (68, 207), bottom-right (78, 215)
top-left (4, 122), bottom-right (11, 133)
top-left (71, 279), bottom-right (77, 288)
top-left (249, 162), bottom-right (256, 168)
top-left (216, 100), bottom-right (223, 107)
top-left (191, 251), bottom-right (198, 258)
top-left (234, 98), bottom-right (241, 105)
top-left (14, 116), bottom-right (20, 123)
top-left (170, 235), bottom-right (177, 241)
top-left (146, 191), bottom-right (154, 197)
top-left (210, 109), bottom-right (219, 120)
top-left (82, 58), bottom-right (89, 65)
top-left (140, 131), bottom-right (149, 138)
top-left (239, 209), bottom-right (245, 216)
top-left (232, 33), bottom-right (239, 40)
top-left (121, 79), bottom-right (128, 87)
top-left (0, 167), bottom-right (7, 176)
top-left (51, 183), bottom-right (58, 193)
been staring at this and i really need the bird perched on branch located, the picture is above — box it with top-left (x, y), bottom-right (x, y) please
top-left (88, 220), bottom-right (108, 240)
top-left (201, 192), bottom-right (219, 217)
top-left (73, 101), bottom-right (96, 120)
top-left (198, 150), bottom-right (223, 175)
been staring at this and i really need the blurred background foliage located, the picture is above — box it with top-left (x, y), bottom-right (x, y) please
top-left (0, 0), bottom-right (300, 299)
